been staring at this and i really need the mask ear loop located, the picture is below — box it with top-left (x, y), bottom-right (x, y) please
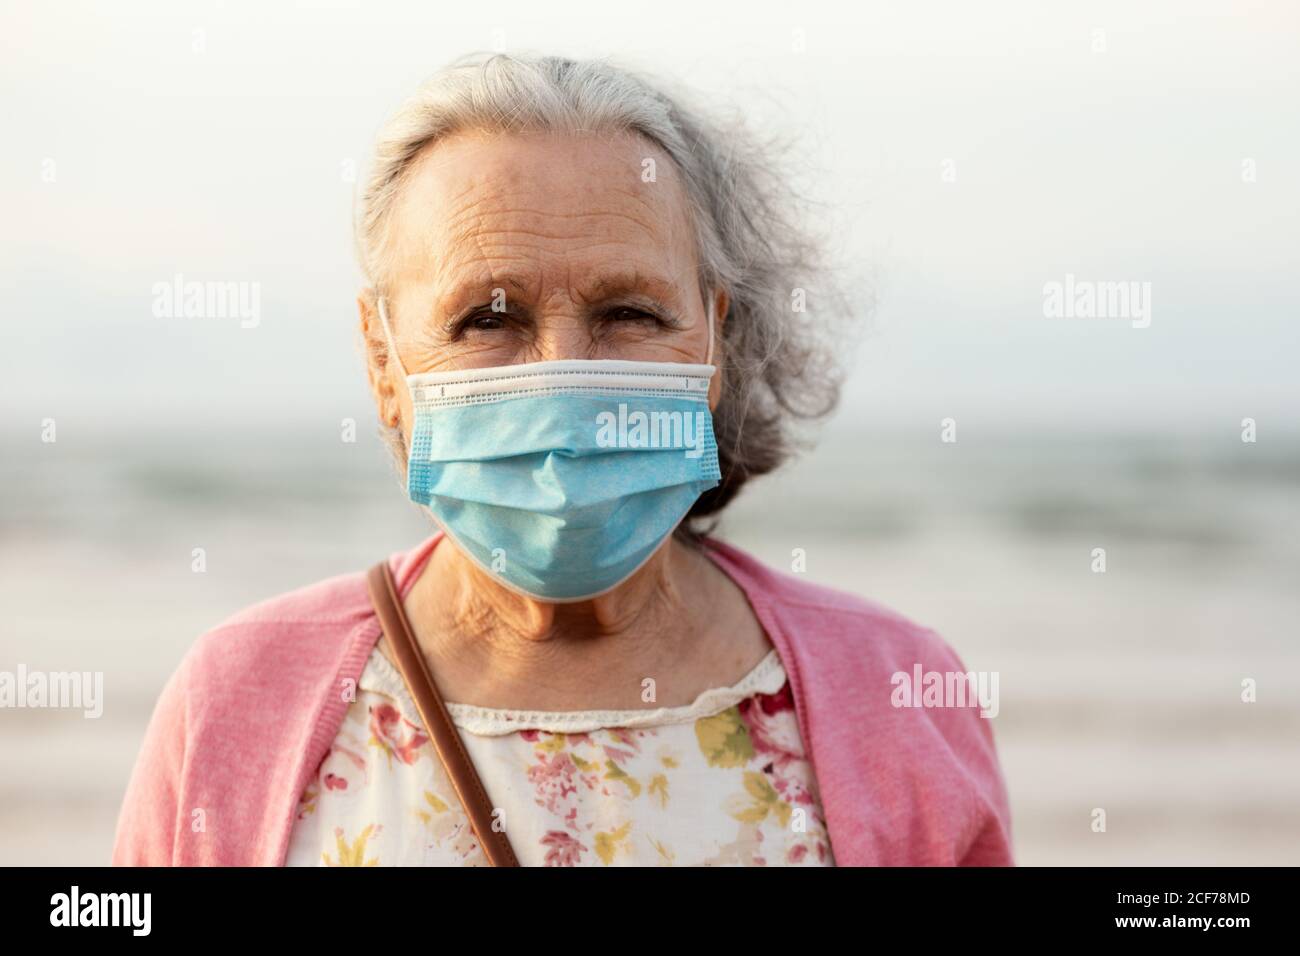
top-left (704, 295), bottom-right (716, 367)
top-left (376, 296), bottom-right (409, 380)
top-left (375, 296), bottom-right (411, 437)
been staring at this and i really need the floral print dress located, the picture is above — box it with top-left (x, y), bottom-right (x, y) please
top-left (284, 644), bottom-right (834, 867)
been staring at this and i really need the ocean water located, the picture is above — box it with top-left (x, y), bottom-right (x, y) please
top-left (2, 422), bottom-right (1298, 865)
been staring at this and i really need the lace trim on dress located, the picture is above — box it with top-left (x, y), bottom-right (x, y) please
top-left (359, 646), bottom-right (787, 737)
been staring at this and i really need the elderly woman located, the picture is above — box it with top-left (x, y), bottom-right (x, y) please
top-left (113, 53), bottom-right (1012, 867)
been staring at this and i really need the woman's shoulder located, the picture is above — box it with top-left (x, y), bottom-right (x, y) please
top-left (704, 537), bottom-right (960, 671)
top-left (216, 563), bottom-right (379, 630)
top-left (113, 563), bottom-right (388, 865)
top-left (705, 538), bottom-right (1012, 864)
top-left (179, 566), bottom-right (379, 695)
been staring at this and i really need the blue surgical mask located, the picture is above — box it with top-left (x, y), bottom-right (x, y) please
top-left (377, 297), bottom-right (721, 601)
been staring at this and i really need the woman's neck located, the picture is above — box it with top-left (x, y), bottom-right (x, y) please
top-left (395, 533), bottom-right (769, 711)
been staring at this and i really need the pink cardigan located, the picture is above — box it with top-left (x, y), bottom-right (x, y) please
top-left (111, 534), bottom-right (1014, 866)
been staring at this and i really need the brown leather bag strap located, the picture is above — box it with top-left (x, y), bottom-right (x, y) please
top-left (366, 561), bottom-right (520, 867)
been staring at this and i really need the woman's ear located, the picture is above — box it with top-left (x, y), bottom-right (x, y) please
top-left (359, 291), bottom-right (402, 429)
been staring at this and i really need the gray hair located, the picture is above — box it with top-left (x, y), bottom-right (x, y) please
top-left (356, 52), bottom-right (858, 532)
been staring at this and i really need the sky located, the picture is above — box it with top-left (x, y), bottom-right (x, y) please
top-left (2, 0), bottom-right (1297, 436)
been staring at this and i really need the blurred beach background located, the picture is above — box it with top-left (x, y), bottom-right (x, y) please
top-left (2, 0), bottom-right (1298, 865)
top-left (3, 424), bottom-right (1299, 865)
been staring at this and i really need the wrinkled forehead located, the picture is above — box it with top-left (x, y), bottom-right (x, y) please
top-left (383, 128), bottom-right (700, 298)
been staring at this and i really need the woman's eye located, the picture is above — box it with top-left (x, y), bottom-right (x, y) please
top-left (606, 307), bottom-right (659, 323)
top-left (465, 311), bottom-right (507, 332)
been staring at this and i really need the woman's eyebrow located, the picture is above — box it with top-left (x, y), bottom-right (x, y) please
top-left (436, 275), bottom-right (536, 320)
top-left (580, 270), bottom-right (684, 307)
top-left (435, 270), bottom-right (687, 320)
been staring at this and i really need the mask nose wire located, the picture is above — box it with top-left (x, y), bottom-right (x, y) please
top-left (376, 296), bottom-right (409, 380)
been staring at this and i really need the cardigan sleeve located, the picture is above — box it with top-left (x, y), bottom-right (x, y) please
top-left (958, 715), bottom-right (1015, 866)
top-left (111, 655), bottom-right (191, 866)
top-left (960, 810), bottom-right (1015, 866)
top-left (921, 633), bottom-right (1015, 866)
